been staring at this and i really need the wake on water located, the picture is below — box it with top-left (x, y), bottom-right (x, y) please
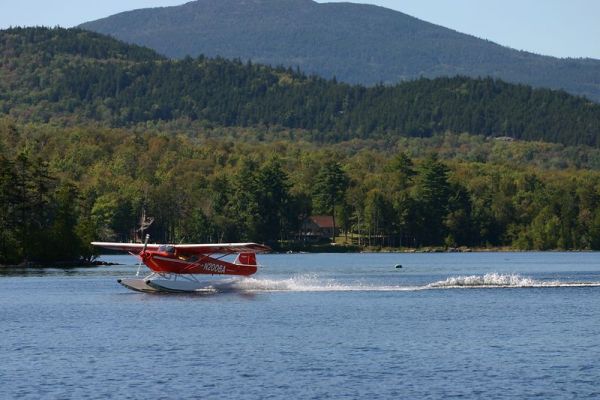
top-left (426, 272), bottom-right (600, 289)
top-left (198, 273), bottom-right (600, 293)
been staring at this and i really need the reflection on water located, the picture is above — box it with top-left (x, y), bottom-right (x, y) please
top-left (0, 266), bottom-right (122, 278)
top-left (0, 266), bottom-right (81, 277)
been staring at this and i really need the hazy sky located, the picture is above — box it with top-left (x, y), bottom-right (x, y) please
top-left (1, 0), bottom-right (599, 59)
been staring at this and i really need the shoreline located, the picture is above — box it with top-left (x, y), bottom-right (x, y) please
top-left (274, 244), bottom-right (595, 254)
top-left (2, 247), bottom-right (595, 268)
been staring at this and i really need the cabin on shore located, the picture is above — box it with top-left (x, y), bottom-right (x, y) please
top-left (301, 215), bottom-right (336, 241)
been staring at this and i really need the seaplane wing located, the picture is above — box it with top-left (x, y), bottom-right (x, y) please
top-left (91, 242), bottom-right (159, 253)
top-left (91, 242), bottom-right (270, 255)
top-left (174, 243), bottom-right (271, 254)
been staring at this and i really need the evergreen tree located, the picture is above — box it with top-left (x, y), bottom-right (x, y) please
top-left (0, 155), bottom-right (19, 263)
top-left (256, 157), bottom-right (291, 244)
top-left (413, 154), bottom-right (451, 245)
top-left (228, 158), bottom-right (261, 241)
top-left (312, 160), bottom-right (349, 240)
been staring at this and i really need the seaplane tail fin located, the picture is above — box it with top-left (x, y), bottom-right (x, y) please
top-left (234, 252), bottom-right (257, 266)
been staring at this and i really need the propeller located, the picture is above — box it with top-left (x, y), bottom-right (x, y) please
top-left (136, 234), bottom-right (150, 277)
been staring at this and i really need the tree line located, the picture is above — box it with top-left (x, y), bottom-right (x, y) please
top-left (3, 120), bottom-right (600, 265)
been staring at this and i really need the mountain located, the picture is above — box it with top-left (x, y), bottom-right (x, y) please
top-left (79, 0), bottom-right (600, 102)
top-left (2, 27), bottom-right (600, 147)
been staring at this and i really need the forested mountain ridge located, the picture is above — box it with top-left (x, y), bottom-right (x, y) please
top-left (0, 27), bottom-right (162, 62)
top-left (79, 0), bottom-right (600, 102)
top-left (2, 27), bottom-right (600, 147)
top-left (4, 28), bottom-right (600, 264)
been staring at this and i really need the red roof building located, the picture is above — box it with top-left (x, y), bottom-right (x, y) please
top-left (301, 215), bottom-right (336, 240)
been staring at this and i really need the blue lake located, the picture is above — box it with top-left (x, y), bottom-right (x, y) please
top-left (1, 252), bottom-right (599, 399)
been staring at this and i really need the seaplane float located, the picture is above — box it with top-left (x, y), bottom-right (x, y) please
top-left (92, 237), bottom-right (271, 293)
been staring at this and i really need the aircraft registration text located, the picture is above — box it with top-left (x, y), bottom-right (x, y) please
top-left (203, 263), bottom-right (226, 273)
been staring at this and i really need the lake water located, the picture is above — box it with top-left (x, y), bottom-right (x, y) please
top-left (1, 252), bottom-right (599, 399)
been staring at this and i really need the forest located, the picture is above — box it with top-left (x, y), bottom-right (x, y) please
top-left (3, 118), bottom-right (600, 265)
top-left (2, 28), bottom-right (600, 265)
top-left (2, 28), bottom-right (600, 147)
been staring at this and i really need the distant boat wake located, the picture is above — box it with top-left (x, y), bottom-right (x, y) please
top-left (175, 273), bottom-right (600, 293)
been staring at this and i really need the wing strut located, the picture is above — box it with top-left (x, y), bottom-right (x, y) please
top-left (136, 234), bottom-right (150, 277)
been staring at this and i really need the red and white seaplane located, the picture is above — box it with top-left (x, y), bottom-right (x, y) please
top-left (92, 236), bottom-right (271, 293)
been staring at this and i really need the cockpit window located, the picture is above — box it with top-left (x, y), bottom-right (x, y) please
top-left (158, 245), bottom-right (175, 254)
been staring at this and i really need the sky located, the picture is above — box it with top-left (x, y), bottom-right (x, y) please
top-left (1, 0), bottom-right (599, 59)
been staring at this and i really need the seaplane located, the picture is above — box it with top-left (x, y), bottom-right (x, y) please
top-left (92, 235), bottom-right (271, 293)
